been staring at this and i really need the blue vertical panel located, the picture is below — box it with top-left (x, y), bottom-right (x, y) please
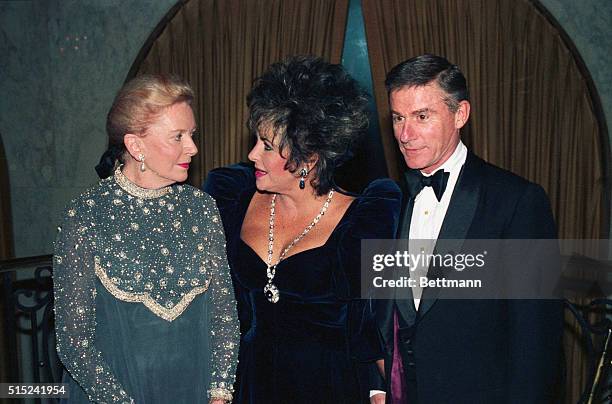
top-left (340, 0), bottom-right (388, 186)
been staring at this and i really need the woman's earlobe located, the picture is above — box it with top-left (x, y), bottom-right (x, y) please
top-left (123, 134), bottom-right (143, 159)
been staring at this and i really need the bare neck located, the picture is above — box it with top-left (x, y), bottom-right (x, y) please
top-left (121, 160), bottom-right (173, 189)
top-left (271, 186), bottom-right (330, 220)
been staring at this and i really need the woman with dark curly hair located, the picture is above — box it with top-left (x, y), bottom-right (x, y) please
top-left (205, 56), bottom-right (400, 403)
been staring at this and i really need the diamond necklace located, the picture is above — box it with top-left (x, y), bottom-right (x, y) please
top-left (263, 190), bottom-right (334, 303)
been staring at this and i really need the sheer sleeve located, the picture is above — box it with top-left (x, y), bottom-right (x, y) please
top-left (204, 195), bottom-right (240, 402)
top-left (53, 205), bottom-right (134, 403)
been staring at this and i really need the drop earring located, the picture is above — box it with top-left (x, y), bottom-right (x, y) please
top-left (138, 154), bottom-right (146, 172)
top-left (299, 168), bottom-right (308, 190)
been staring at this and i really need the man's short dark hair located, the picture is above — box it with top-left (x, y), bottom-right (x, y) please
top-left (385, 54), bottom-right (469, 112)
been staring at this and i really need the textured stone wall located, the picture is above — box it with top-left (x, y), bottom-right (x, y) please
top-left (0, 0), bottom-right (176, 256)
top-left (540, 0), bottom-right (612, 135)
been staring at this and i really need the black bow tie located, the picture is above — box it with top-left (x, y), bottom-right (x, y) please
top-left (404, 169), bottom-right (450, 202)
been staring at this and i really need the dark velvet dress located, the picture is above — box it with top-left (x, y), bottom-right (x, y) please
top-left (205, 164), bottom-right (401, 404)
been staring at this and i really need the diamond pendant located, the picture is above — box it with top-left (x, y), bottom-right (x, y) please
top-left (263, 282), bottom-right (280, 303)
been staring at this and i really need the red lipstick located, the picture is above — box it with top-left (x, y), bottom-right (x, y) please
top-left (178, 163), bottom-right (190, 169)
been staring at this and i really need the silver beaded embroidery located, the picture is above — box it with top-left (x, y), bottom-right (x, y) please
top-left (53, 168), bottom-right (239, 402)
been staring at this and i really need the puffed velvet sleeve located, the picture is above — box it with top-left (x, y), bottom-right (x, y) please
top-left (337, 179), bottom-right (401, 362)
top-left (203, 163), bottom-right (254, 237)
top-left (53, 203), bottom-right (134, 403)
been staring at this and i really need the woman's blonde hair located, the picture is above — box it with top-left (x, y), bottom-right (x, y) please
top-left (106, 74), bottom-right (194, 161)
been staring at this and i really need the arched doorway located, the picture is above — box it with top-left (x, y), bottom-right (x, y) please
top-left (127, 1), bottom-right (609, 401)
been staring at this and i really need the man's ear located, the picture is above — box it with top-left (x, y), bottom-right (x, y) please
top-left (123, 134), bottom-right (145, 160)
top-left (455, 100), bottom-right (471, 129)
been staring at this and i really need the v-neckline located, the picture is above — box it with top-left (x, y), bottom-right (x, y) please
top-left (237, 187), bottom-right (359, 266)
top-left (238, 237), bottom-right (328, 269)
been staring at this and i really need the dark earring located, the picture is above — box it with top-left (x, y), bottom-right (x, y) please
top-left (299, 168), bottom-right (308, 190)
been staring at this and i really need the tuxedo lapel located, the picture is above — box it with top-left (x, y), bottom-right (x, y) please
top-left (397, 182), bottom-right (413, 239)
top-left (418, 152), bottom-right (483, 319)
top-left (394, 192), bottom-right (418, 325)
top-left (436, 152), bottom-right (483, 240)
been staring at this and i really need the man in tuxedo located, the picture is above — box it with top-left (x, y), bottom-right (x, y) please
top-left (370, 54), bottom-right (563, 403)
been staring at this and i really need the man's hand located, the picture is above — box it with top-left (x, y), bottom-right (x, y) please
top-left (376, 359), bottom-right (385, 378)
top-left (370, 392), bottom-right (386, 404)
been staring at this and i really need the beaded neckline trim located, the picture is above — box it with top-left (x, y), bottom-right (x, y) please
top-left (94, 261), bottom-right (211, 322)
top-left (114, 167), bottom-right (172, 199)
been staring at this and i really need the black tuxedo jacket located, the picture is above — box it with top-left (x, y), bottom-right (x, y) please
top-left (374, 151), bottom-right (563, 403)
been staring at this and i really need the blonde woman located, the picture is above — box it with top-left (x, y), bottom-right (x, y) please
top-left (53, 75), bottom-right (239, 403)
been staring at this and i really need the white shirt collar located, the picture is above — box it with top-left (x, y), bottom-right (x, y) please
top-left (421, 140), bottom-right (467, 177)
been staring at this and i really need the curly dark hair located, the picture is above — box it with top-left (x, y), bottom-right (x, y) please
top-left (247, 55), bottom-right (369, 195)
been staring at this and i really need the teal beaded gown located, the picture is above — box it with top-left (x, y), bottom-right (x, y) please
top-left (53, 168), bottom-right (239, 403)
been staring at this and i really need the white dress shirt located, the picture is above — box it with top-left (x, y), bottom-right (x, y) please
top-left (409, 141), bottom-right (467, 309)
